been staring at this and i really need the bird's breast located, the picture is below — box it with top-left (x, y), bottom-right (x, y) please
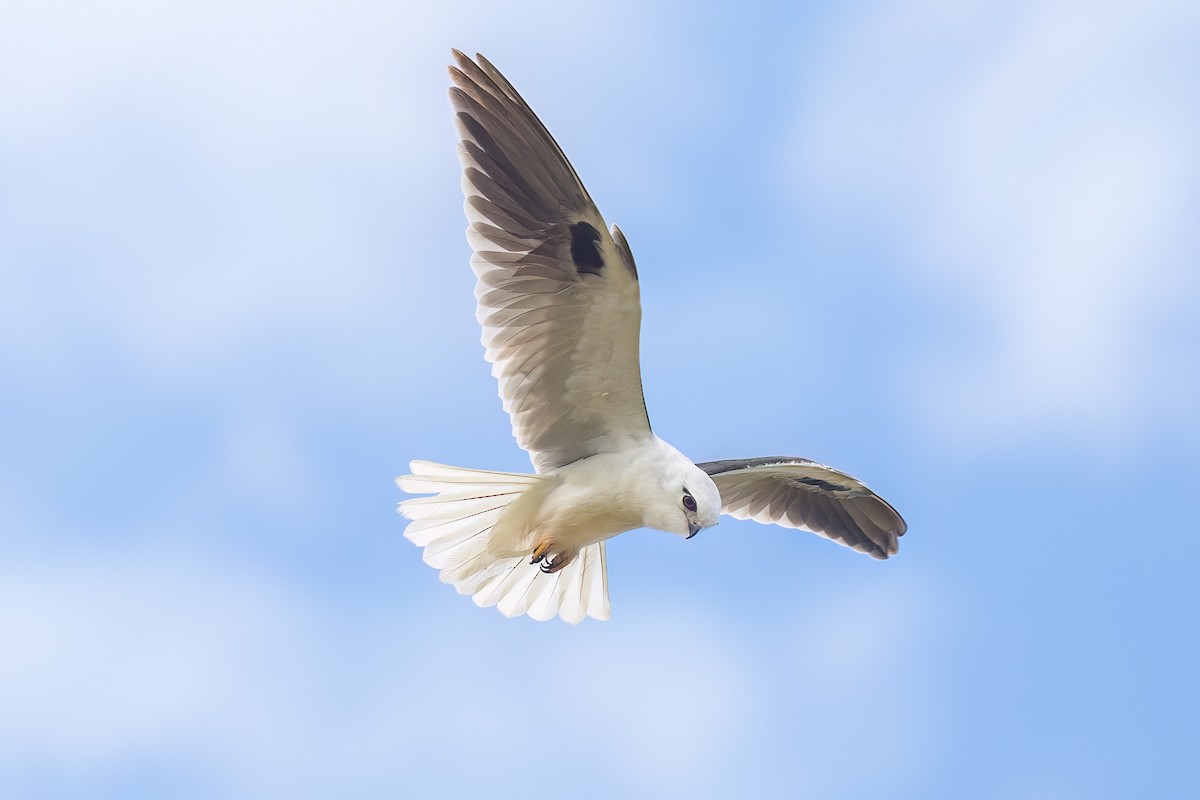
top-left (539, 450), bottom-right (657, 548)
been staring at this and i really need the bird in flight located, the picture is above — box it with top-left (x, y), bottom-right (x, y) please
top-left (397, 51), bottom-right (907, 623)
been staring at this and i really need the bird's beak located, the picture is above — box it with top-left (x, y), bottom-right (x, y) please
top-left (686, 523), bottom-right (701, 539)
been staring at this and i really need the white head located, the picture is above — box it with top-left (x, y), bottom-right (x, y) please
top-left (641, 441), bottom-right (722, 539)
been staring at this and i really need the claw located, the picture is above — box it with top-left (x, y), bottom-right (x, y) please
top-left (539, 551), bottom-right (573, 574)
top-left (530, 541), bottom-right (550, 565)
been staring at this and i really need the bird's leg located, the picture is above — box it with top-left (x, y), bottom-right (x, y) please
top-left (539, 548), bottom-right (577, 574)
top-left (530, 541), bottom-right (551, 565)
top-left (530, 538), bottom-right (576, 573)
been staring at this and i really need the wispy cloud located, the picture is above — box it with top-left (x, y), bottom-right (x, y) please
top-left (789, 0), bottom-right (1200, 453)
top-left (3, 544), bottom-right (936, 797)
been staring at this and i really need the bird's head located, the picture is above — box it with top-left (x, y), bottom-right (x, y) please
top-left (642, 443), bottom-right (722, 539)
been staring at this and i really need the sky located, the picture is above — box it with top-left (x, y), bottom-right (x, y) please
top-left (2, 0), bottom-right (1198, 797)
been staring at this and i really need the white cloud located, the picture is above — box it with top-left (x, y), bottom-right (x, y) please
top-left (790, 0), bottom-right (1200, 452)
top-left (0, 523), bottom-right (742, 790)
top-left (0, 536), bottom-right (950, 798)
top-left (551, 604), bottom-right (755, 792)
top-left (777, 573), bottom-right (942, 798)
top-left (0, 0), bottom-right (722, 430)
top-left (0, 547), bottom-right (315, 783)
top-left (0, 6), bottom-right (442, 412)
top-left (0, 545), bottom-right (517, 795)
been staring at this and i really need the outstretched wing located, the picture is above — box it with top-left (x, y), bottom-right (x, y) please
top-left (449, 51), bottom-right (651, 473)
top-left (697, 457), bottom-right (907, 559)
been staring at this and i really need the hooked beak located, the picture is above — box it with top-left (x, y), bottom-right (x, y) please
top-left (686, 522), bottom-right (701, 539)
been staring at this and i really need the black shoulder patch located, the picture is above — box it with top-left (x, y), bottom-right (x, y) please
top-left (569, 221), bottom-right (604, 275)
top-left (790, 476), bottom-right (850, 494)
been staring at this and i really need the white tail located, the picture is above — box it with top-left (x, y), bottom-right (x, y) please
top-left (396, 461), bottom-right (610, 623)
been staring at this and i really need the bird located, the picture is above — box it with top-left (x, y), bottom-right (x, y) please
top-left (396, 50), bottom-right (907, 623)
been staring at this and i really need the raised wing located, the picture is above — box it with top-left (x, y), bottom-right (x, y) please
top-left (697, 457), bottom-right (907, 559)
top-left (449, 51), bottom-right (651, 473)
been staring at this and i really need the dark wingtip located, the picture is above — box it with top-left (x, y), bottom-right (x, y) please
top-left (863, 530), bottom-right (900, 560)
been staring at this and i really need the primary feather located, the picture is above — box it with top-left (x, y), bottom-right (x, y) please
top-left (698, 458), bottom-right (907, 559)
top-left (450, 50), bottom-right (650, 474)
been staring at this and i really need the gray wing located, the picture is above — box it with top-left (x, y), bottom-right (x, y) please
top-left (697, 457), bottom-right (907, 559)
top-left (449, 51), bottom-right (650, 473)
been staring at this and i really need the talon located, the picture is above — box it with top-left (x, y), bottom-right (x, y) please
top-left (539, 551), bottom-right (573, 574)
top-left (530, 541), bottom-right (550, 565)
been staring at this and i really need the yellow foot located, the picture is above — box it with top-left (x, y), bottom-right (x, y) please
top-left (530, 542), bottom-right (575, 573)
top-left (530, 541), bottom-right (551, 564)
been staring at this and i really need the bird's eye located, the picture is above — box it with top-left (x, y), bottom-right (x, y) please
top-left (682, 493), bottom-right (697, 513)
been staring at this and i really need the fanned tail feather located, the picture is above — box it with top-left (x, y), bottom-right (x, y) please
top-left (397, 460), bottom-right (610, 623)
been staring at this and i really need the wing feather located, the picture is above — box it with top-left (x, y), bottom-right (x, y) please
top-left (697, 457), bottom-right (907, 559)
top-left (450, 51), bottom-right (649, 472)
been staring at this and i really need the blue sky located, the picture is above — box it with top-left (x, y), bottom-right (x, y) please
top-left (2, 0), bottom-right (1198, 797)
